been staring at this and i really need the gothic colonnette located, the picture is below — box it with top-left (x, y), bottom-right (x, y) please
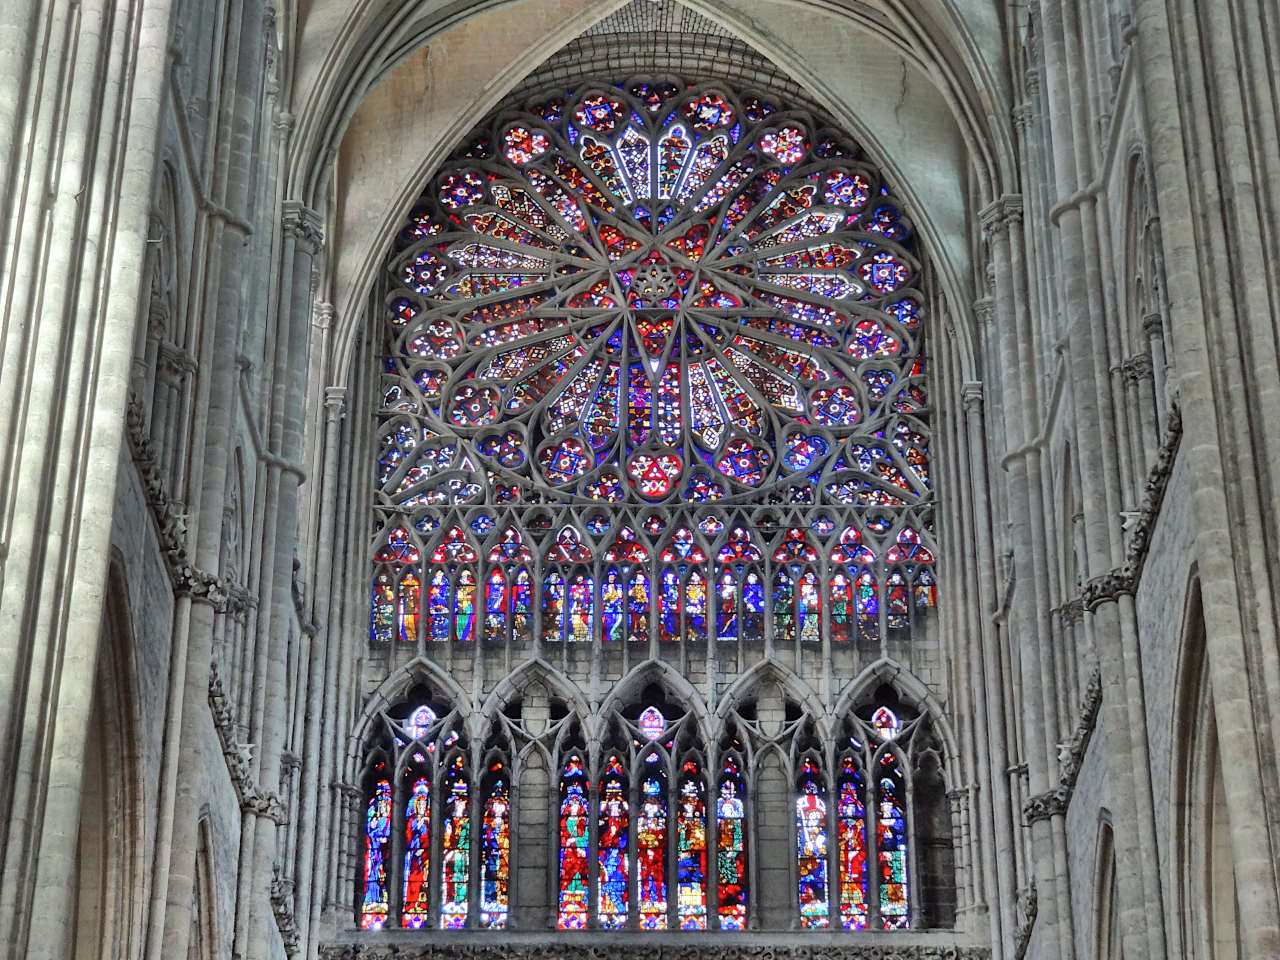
top-left (1, 1), bottom-right (1277, 959)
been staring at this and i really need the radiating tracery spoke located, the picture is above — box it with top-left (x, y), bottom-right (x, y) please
top-left (383, 80), bottom-right (929, 507)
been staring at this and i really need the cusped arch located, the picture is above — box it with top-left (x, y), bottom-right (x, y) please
top-left (833, 658), bottom-right (960, 773)
top-left (479, 657), bottom-right (591, 724)
top-left (717, 659), bottom-right (828, 735)
top-left (351, 655), bottom-right (474, 751)
top-left (598, 658), bottom-right (713, 741)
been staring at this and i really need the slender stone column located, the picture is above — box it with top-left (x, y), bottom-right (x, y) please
top-left (960, 379), bottom-right (1016, 952)
top-left (297, 386), bottom-right (346, 956)
top-left (234, 198), bottom-right (322, 960)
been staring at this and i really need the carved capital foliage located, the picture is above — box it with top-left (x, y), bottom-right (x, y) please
top-left (978, 194), bottom-right (1023, 236)
top-left (1054, 597), bottom-right (1084, 625)
top-left (1141, 312), bottom-right (1165, 337)
top-left (971, 297), bottom-right (995, 327)
top-left (1120, 353), bottom-right (1153, 384)
top-left (282, 200), bottom-right (325, 253)
top-left (318, 945), bottom-right (993, 960)
top-left (1022, 787), bottom-right (1069, 824)
top-left (961, 381), bottom-right (984, 411)
top-left (1081, 570), bottom-right (1136, 610)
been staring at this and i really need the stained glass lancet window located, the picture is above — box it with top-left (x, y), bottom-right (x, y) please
top-left (440, 755), bottom-right (471, 928)
top-left (837, 756), bottom-right (869, 929)
top-left (598, 755), bottom-right (631, 928)
top-left (361, 777), bottom-right (392, 929)
top-left (676, 761), bottom-right (708, 929)
top-left (481, 764), bottom-right (512, 928)
top-left (372, 79), bottom-right (937, 652)
top-left (558, 755), bottom-right (591, 929)
top-left (716, 757), bottom-right (747, 929)
top-left (796, 757), bottom-right (830, 928)
top-left (638, 757), bottom-right (670, 928)
top-left (876, 751), bottom-right (910, 929)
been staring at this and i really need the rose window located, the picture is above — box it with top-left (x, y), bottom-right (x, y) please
top-left (382, 81), bottom-right (929, 508)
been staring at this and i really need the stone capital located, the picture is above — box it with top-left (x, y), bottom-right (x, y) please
top-left (281, 200), bottom-right (325, 253)
top-left (962, 381), bottom-right (984, 410)
top-left (1081, 569), bottom-right (1136, 610)
top-left (324, 385), bottom-right (348, 417)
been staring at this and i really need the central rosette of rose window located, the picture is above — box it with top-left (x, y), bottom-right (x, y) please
top-left (387, 83), bottom-right (929, 508)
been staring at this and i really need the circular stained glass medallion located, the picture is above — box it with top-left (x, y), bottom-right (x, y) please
top-left (385, 81), bottom-right (927, 507)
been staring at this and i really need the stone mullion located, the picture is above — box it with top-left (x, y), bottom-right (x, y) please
top-left (1128, 0), bottom-right (1280, 949)
top-left (468, 747), bottom-right (484, 927)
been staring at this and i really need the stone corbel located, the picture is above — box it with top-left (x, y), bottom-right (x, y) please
top-left (282, 200), bottom-right (325, 254)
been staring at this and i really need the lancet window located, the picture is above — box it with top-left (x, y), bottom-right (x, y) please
top-left (357, 695), bottom-right (512, 930)
top-left (790, 698), bottom-right (942, 930)
top-left (369, 78), bottom-right (936, 654)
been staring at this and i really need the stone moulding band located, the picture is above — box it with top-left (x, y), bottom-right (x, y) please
top-left (318, 945), bottom-right (993, 959)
